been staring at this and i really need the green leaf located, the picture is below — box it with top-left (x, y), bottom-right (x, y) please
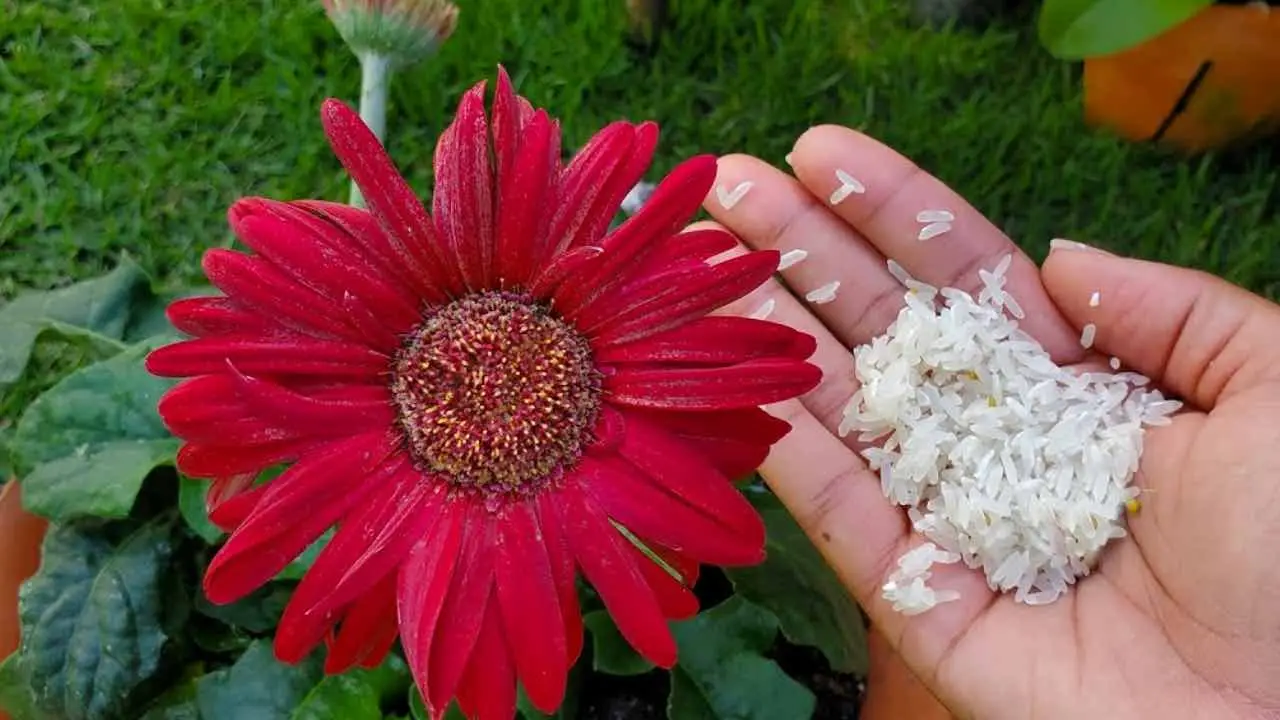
top-left (277, 528), bottom-right (335, 581)
top-left (667, 597), bottom-right (814, 720)
top-left (0, 259), bottom-right (156, 388)
top-left (138, 675), bottom-right (201, 720)
top-left (195, 582), bottom-right (293, 634)
top-left (291, 654), bottom-right (411, 720)
top-left (179, 475), bottom-right (224, 544)
top-left (584, 610), bottom-right (655, 676)
top-left (196, 640), bottom-right (323, 720)
top-left (0, 653), bottom-right (40, 720)
top-left (726, 489), bottom-right (868, 675)
top-left (1037, 0), bottom-right (1213, 59)
top-left (408, 688), bottom-right (466, 720)
top-left (18, 514), bottom-right (179, 720)
top-left (11, 339), bottom-right (180, 521)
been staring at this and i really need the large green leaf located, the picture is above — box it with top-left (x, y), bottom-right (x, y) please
top-left (291, 655), bottom-right (411, 720)
top-left (726, 489), bottom-right (868, 675)
top-left (1037, 0), bottom-right (1212, 60)
top-left (11, 340), bottom-right (180, 520)
top-left (194, 581), bottom-right (293, 635)
top-left (0, 654), bottom-right (39, 719)
top-left (584, 610), bottom-right (655, 676)
top-left (17, 514), bottom-right (179, 720)
top-left (667, 597), bottom-right (814, 720)
top-left (0, 259), bottom-right (157, 388)
top-left (178, 475), bottom-right (224, 544)
top-left (196, 640), bottom-right (323, 720)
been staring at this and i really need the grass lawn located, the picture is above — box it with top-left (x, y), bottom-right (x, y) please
top-left (2, 0), bottom-right (1277, 304)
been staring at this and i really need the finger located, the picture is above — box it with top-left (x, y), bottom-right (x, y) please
top-left (789, 125), bottom-right (1083, 362)
top-left (702, 156), bottom-right (908, 349)
top-left (701, 222), bottom-right (997, 677)
top-left (1041, 241), bottom-right (1280, 411)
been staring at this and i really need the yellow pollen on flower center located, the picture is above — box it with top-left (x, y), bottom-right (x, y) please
top-left (390, 291), bottom-right (601, 491)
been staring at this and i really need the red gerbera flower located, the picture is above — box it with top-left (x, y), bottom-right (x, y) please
top-left (147, 67), bottom-right (821, 719)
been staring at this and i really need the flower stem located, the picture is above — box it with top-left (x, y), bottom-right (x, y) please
top-left (350, 52), bottom-right (392, 207)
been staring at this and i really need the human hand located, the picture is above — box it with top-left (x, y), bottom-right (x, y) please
top-left (698, 126), bottom-right (1280, 720)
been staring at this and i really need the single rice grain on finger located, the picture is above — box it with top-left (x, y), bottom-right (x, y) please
top-left (806, 281), bottom-right (840, 305)
top-left (778, 249), bottom-right (808, 271)
top-left (748, 298), bottom-right (776, 320)
top-left (1089, 291), bottom-right (1101, 308)
top-left (916, 209), bottom-right (955, 223)
top-left (917, 222), bottom-right (952, 241)
top-left (1080, 323), bottom-right (1097, 349)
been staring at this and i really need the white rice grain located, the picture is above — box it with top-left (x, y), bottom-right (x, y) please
top-left (1080, 323), bottom-right (1097, 349)
top-left (829, 169), bottom-right (866, 205)
top-left (778, 249), bottom-right (808, 271)
top-left (715, 181), bottom-right (753, 210)
top-left (1089, 291), bottom-right (1101, 308)
top-left (852, 256), bottom-right (1172, 615)
top-left (748, 298), bottom-right (776, 320)
top-left (918, 222), bottom-right (952, 241)
top-left (917, 209), bottom-right (956, 223)
top-left (806, 281), bottom-right (841, 305)
top-left (1109, 356), bottom-right (1121, 370)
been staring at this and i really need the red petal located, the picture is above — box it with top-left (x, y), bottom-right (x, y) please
top-left (206, 473), bottom-right (268, 531)
top-left (611, 408), bottom-right (765, 560)
top-left (606, 359), bottom-right (822, 410)
top-left (494, 501), bottom-right (567, 712)
top-left (490, 66), bottom-right (522, 194)
top-left (559, 121), bottom-right (658, 255)
top-left (434, 81), bottom-right (495, 291)
top-left (636, 227), bottom-right (738, 275)
top-left (176, 438), bottom-right (321, 479)
top-left (555, 485), bottom-right (677, 668)
top-left (455, 596), bottom-right (517, 720)
top-left (146, 336), bottom-right (388, 379)
top-left (629, 543), bottom-right (700, 620)
top-left (398, 504), bottom-right (466, 720)
top-left (555, 154), bottom-right (715, 319)
top-left (226, 369), bottom-right (394, 439)
top-left (202, 249), bottom-right (368, 344)
top-left (321, 574), bottom-right (400, 674)
top-left (632, 406), bottom-right (791, 479)
top-left (165, 296), bottom-right (291, 339)
top-left (544, 123), bottom-right (636, 258)
top-left (526, 245), bottom-right (602, 300)
top-left (275, 467), bottom-right (439, 663)
top-left (202, 432), bottom-right (397, 604)
top-left (536, 492), bottom-right (584, 666)
top-left (228, 199), bottom-right (422, 336)
top-left (294, 199), bottom-right (448, 305)
top-left (427, 508), bottom-right (495, 710)
top-left (495, 110), bottom-right (558, 288)
top-left (580, 454), bottom-right (761, 566)
top-left (320, 98), bottom-right (462, 296)
top-left (588, 251), bottom-right (781, 345)
top-left (596, 316), bottom-right (816, 365)
top-left (651, 542), bottom-right (700, 587)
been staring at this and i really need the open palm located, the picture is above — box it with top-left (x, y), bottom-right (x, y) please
top-left (697, 126), bottom-right (1280, 719)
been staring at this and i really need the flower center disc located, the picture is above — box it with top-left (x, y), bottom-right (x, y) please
top-left (391, 292), bottom-right (601, 492)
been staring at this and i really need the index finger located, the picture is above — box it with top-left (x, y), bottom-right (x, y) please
top-left (789, 125), bottom-right (1085, 362)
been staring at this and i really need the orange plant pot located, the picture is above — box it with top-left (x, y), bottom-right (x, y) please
top-left (1082, 5), bottom-right (1280, 153)
top-left (0, 482), bottom-right (47, 720)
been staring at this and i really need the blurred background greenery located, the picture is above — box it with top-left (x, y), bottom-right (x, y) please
top-left (2, 0), bottom-right (1277, 301)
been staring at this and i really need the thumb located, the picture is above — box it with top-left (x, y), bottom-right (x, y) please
top-left (1041, 240), bottom-right (1280, 410)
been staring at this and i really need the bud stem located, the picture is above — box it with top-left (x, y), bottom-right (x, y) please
top-left (350, 51), bottom-right (392, 207)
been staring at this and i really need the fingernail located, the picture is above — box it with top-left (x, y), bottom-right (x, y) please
top-left (1049, 238), bottom-right (1110, 255)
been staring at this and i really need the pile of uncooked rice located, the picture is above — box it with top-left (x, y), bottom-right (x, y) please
top-left (842, 255), bottom-right (1181, 614)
